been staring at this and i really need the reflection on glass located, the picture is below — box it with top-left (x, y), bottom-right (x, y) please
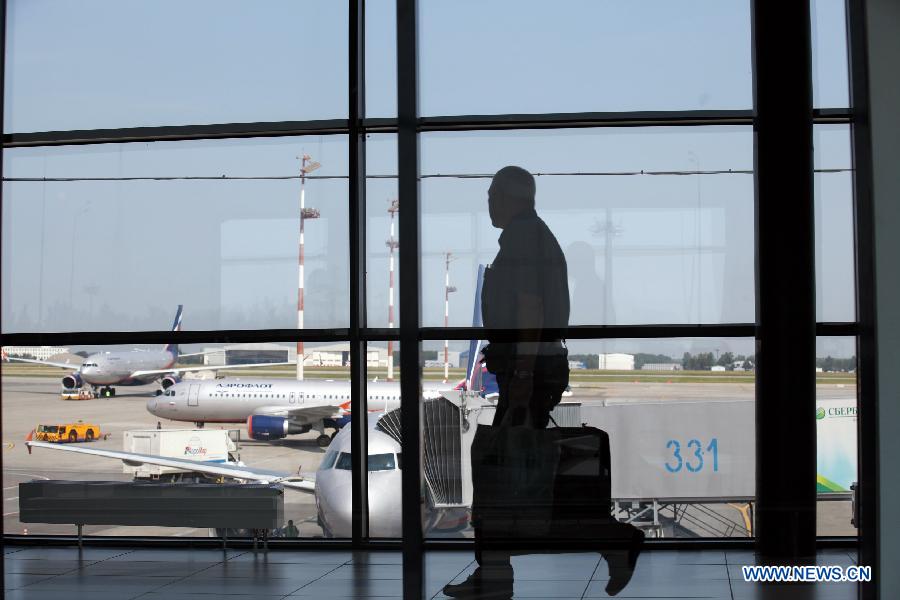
top-left (421, 128), bottom-right (755, 326)
top-left (4, 0), bottom-right (348, 132)
top-left (2, 137), bottom-right (350, 332)
top-left (420, 0), bottom-right (751, 116)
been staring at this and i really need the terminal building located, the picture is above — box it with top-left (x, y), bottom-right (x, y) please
top-left (202, 342), bottom-right (389, 368)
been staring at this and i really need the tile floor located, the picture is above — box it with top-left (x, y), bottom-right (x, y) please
top-left (3, 545), bottom-right (861, 599)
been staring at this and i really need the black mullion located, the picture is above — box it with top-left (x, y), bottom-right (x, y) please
top-left (846, 0), bottom-right (877, 598)
top-left (1, 0), bottom-right (7, 567)
top-left (418, 324), bottom-right (757, 342)
top-left (814, 322), bottom-right (859, 336)
top-left (5, 323), bottom-right (857, 348)
top-left (4, 110), bottom-right (855, 152)
top-left (397, 0), bottom-right (424, 597)
top-left (3, 120), bottom-right (350, 148)
top-left (752, 0), bottom-right (817, 559)
top-left (348, 0), bottom-right (369, 544)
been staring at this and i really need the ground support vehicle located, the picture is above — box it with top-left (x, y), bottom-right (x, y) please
top-left (30, 422), bottom-right (103, 443)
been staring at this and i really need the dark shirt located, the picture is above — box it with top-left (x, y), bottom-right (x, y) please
top-left (481, 209), bottom-right (569, 356)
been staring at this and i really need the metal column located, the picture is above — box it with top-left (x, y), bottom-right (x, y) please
top-left (348, 0), bottom-right (369, 544)
top-left (751, 0), bottom-right (817, 559)
top-left (397, 0), bottom-right (425, 596)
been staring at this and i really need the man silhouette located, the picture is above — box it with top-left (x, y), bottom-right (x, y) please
top-left (445, 166), bottom-right (570, 598)
top-left (444, 167), bottom-right (642, 599)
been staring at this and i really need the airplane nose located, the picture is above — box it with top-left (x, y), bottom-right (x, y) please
top-left (146, 397), bottom-right (159, 415)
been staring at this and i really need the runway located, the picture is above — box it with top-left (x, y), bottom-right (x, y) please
top-left (1, 375), bottom-right (856, 538)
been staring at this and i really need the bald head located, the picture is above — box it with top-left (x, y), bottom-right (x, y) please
top-left (488, 166), bottom-right (536, 228)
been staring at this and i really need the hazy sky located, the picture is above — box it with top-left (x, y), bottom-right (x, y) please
top-left (1, 0), bottom-right (855, 357)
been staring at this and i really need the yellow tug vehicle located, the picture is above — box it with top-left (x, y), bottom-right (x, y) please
top-left (29, 421), bottom-right (103, 444)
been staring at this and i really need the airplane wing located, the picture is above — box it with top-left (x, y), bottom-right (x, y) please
top-left (252, 404), bottom-right (343, 424)
top-left (24, 441), bottom-right (315, 492)
top-left (3, 356), bottom-right (81, 370)
top-left (131, 361), bottom-right (295, 377)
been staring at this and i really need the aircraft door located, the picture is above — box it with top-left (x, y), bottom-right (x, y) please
top-left (188, 384), bottom-right (200, 406)
top-left (289, 392), bottom-right (296, 404)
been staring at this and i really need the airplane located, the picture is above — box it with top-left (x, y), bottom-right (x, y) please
top-left (147, 266), bottom-right (489, 447)
top-left (148, 378), bottom-right (454, 447)
top-left (3, 305), bottom-right (293, 397)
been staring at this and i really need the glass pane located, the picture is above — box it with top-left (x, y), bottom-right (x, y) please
top-left (2, 340), bottom-right (358, 538)
top-left (424, 336), bottom-right (756, 539)
top-left (814, 124), bottom-right (855, 322)
top-left (1, 136), bottom-right (349, 332)
top-left (812, 0), bottom-right (850, 108)
top-left (366, 134), bottom-right (401, 328)
top-left (365, 0), bottom-right (397, 118)
top-left (419, 0), bottom-right (752, 116)
top-left (815, 336), bottom-right (857, 537)
top-left (420, 127), bottom-right (755, 327)
top-left (4, 0), bottom-right (348, 132)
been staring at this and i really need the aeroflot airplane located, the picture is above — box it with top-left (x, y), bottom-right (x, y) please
top-left (147, 266), bottom-right (494, 447)
top-left (4, 305), bottom-right (291, 397)
top-left (148, 378), bottom-right (453, 447)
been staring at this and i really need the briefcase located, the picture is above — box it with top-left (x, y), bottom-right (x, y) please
top-left (470, 423), bottom-right (560, 539)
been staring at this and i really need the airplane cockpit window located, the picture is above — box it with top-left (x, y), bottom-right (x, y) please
top-left (335, 452), bottom-right (352, 470)
top-left (367, 453), bottom-right (396, 472)
top-left (321, 449), bottom-right (339, 470)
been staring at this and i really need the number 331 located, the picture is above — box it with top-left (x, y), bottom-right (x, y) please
top-left (665, 438), bottom-right (719, 473)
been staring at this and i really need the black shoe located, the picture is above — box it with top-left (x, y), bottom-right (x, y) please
top-left (443, 566), bottom-right (513, 599)
top-left (604, 528), bottom-right (645, 596)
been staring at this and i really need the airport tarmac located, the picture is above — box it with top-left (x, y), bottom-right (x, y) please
top-left (1, 375), bottom-right (856, 538)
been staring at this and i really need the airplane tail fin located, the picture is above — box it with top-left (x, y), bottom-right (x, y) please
top-left (164, 305), bottom-right (184, 355)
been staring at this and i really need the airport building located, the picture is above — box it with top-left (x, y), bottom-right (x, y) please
top-left (641, 362), bottom-right (683, 371)
top-left (203, 342), bottom-right (389, 368)
top-left (597, 353), bottom-right (635, 371)
top-left (2, 2), bottom-right (899, 599)
top-left (2, 346), bottom-right (70, 360)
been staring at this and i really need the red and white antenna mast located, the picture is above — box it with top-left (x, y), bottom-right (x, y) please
top-left (297, 154), bottom-right (321, 381)
top-left (443, 252), bottom-right (457, 382)
top-left (386, 199), bottom-right (400, 381)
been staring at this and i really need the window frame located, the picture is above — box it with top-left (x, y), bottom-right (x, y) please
top-left (0, 0), bottom-right (863, 566)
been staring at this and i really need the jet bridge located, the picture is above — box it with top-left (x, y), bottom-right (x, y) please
top-left (376, 394), bottom-right (582, 509)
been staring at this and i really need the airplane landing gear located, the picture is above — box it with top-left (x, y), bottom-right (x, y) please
top-left (316, 434), bottom-right (331, 448)
top-left (99, 387), bottom-right (115, 398)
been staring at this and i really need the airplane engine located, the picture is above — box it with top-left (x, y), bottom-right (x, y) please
top-left (62, 373), bottom-right (82, 389)
top-left (246, 415), bottom-right (310, 441)
top-left (160, 375), bottom-right (181, 390)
